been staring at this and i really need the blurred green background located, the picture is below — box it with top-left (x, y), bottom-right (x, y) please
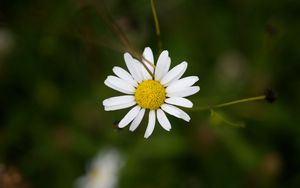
top-left (1, 0), bottom-right (300, 187)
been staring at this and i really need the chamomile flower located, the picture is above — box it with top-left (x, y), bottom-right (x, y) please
top-left (76, 149), bottom-right (123, 188)
top-left (103, 47), bottom-right (200, 138)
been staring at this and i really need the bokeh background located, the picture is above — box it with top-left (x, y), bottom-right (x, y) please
top-left (1, 0), bottom-right (300, 187)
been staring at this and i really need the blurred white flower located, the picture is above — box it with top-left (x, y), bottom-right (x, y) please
top-left (76, 149), bottom-right (124, 188)
top-left (103, 47), bottom-right (200, 138)
top-left (215, 50), bottom-right (248, 87)
top-left (0, 28), bottom-right (14, 58)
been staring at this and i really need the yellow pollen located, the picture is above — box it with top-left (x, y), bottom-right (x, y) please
top-left (135, 80), bottom-right (166, 110)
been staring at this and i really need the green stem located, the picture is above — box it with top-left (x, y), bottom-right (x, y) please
top-left (150, 0), bottom-right (162, 53)
top-left (191, 95), bottom-right (266, 111)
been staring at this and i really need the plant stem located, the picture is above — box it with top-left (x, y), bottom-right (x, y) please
top-left (191, 95), bottom-right (266, 111)
top-left (150, 0), bottom-right (162, 53)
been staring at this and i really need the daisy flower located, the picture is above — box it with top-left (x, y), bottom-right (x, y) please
top-left (76, 149), bottom-right (123, 188)
top-left (103, 47), bottom-right (200, 138)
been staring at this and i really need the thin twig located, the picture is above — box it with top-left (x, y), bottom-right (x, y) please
top-left (92, 0), bottom-right (155, 78)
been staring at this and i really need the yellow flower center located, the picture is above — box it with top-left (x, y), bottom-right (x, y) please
top-left (135, 80), bottom-right (166, 110)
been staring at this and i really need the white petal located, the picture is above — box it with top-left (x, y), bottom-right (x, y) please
top-left (144, 110), bottom-right (156, 138)
top-left (113, 66), bottom-right (138, 87)
top-left (118, 106), bottom-right (141, 128)
top-left (160, 61), bottom-right (188, 86)
top-left (104, 101), bottom-right (136, 111)
top-left (142, 47), bottom-right (154, 73)
top-left (134, 59), bottom-right (152, 80)
top-left (167, 86), bottom-right (200, 98)
top-left (124, 53), bottom-right (143, 83)
top-left (103, 95), bottom-right (135, 106)
top-left (155, 50), bottom-right (171, 80)
top-left (129, 108), bottom-right (145, 131)
top-left (156, 109), bottom-right (171, 131)
top-left (104, 79), bottom-right (128, 94)
top-left (166, 76), bottom-right (199, 93)
top-left (104, 76), bottom-right (135, 94)
top-left (165, 97), bottom-right (193, 108)
top-left (161, 104), bottom-right (191, 122)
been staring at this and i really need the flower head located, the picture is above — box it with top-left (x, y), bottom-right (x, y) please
top-left (103, 47), bottom-right (200, 138)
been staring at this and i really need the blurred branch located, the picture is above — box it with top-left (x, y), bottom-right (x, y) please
top-left (83, 0), bottom-right (155, 77)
